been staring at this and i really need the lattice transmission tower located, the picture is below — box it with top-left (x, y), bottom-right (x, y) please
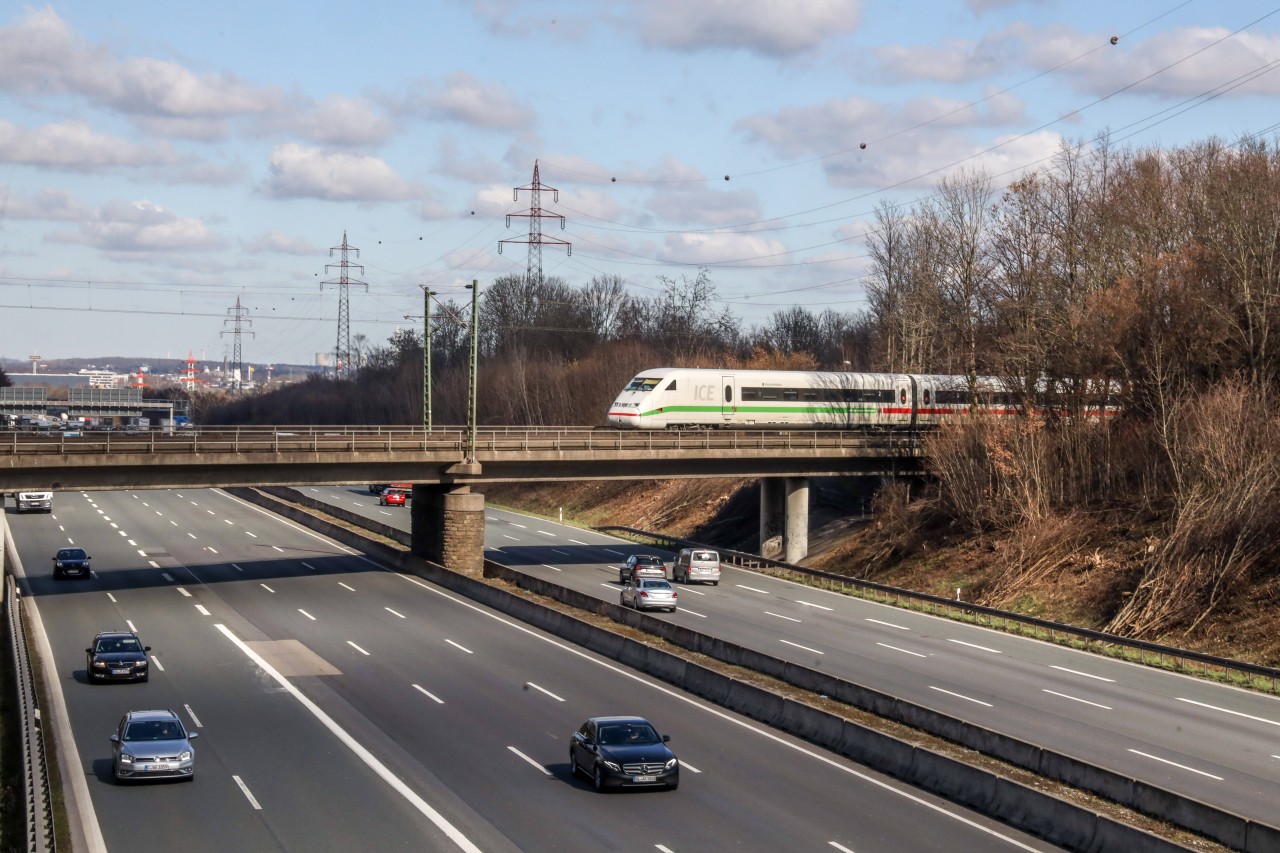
top-left (321, 231), bottom-right (367, 379)
top-left (499, 160), bottom-right (571, 284)
top-left (221, 295), bottom-right (254, 390)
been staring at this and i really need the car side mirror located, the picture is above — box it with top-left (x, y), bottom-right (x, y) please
top-left (109, 735), bottom-right (119, 743)
top-left (143, 646), bottom-right (152, 652)
top-left (188, 732), bottom-right (199, 739)
top-left (85, 648), bottom-right (92, 654)
top-left (662, 734), bottom-right (671, 743)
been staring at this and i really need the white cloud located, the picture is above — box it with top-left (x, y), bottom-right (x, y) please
top-left (0, 186), bottom-right (91, 221)
top-left (875, 32), bottom-right (1021, 83)
top-left (242, 231), bottom-right (319, 255)
top-left (0, 120), bottom-right (174, 171)
top-left (426, 71), bottom-right (535, 131)
top-left (268, 94), bottom-right (396, 147)
top-left (261, 143), bottom-right (417, 201)
top-left (48, 199), bottom-right (225, 252)
top-left (634, 0), bottom-right (862, 57)
top-left (657, 231), bottom-right (789, 266)
top-left (645, 185), bottom-right (762, 227)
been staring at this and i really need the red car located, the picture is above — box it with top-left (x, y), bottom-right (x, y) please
top-left (379, 488), bottom-right (407, 507)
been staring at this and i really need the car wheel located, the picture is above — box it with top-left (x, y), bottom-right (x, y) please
top-left (712, 581), bottom-right (719, 586)
top-left (593, 764), bottom-right (607, 792)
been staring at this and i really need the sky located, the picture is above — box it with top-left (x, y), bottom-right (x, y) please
top-left (2, 1), bottom-right (1279, 368)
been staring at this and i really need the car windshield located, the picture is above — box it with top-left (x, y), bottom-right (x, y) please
top-left (124, 720), bottom-right (184, 741)
top-left (97, 637), bottom-right (141, 653)
top-left (598, 723), bottom-right (660, 746)
top-left (58, 549), bottom-right (86, 560)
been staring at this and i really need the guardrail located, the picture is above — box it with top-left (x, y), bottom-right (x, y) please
top-left (6, 576), bottom-right (55, 853)
top-left (0, 425), bottom-right (922, 457)
top-left (597, 525), bottom-right (1280, 693)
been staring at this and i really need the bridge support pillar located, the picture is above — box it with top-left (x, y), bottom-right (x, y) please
top-left (411, 484), bottom-right (485, 576)
top-left (784, 477), bottom-right (809, 564)
top-left (759, 478), bottom-right (784, 558)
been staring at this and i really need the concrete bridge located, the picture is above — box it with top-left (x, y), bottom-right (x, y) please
top-left (1, 425), bottom-right (925, 569)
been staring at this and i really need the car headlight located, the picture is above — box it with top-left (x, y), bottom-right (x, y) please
top-left (135, 660), bottom-right (148, 668)
top-left (92, 661), bottom-right (107, 669)
top-left (178, 750), bottom-right (192, 761)
top-left (665, 758), bottom-right (679, 769)
top-left (119, 753), bottom-right (134, 764)
top-left (602, 760), bottom-right (621, 772)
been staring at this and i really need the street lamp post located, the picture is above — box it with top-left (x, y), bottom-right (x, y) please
top-left (463, 280), bottom-right (479, 463)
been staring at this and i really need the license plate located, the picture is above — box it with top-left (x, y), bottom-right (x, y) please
top-left (143, 763), bottom-right (173, 771)
top-left (632, 774), bottom-right (657, 783)
top-left (111, 669), bottom-right (130, 675)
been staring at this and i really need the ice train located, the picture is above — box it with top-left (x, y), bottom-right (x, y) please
top-left (606, 367), bottom-right (1110, 430)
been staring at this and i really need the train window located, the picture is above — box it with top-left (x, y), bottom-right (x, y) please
top-left (782, 389), bottom-right (798, 401)
top-left (626, 377), bottom-right (661, 392)
top-left (742, 388), bottom-right (758, 401)
top-left (664, 380), bottom-right (677, 391)
top-left (803, 391), bottom-right (818, 401)
top-left (725, 385), bottom-right (733, 403)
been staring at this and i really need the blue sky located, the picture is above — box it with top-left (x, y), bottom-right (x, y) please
top-left (2, 1), bottom-right (1278, 367)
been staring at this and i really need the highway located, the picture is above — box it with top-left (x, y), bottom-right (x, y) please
top-left (4, 488), bottom-right (1064, 853)
top-left (307, 484), bottom-right (1280, 829)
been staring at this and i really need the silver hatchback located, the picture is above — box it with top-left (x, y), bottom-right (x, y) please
top-left (621, 577), bottom-right (677, 612)
top-left (110, 709), bottom-right (197, 782)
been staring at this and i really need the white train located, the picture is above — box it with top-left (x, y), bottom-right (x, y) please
top-left (606, 368), bottom-right (1071, 430)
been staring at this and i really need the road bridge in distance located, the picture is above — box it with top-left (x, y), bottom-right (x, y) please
top-left (1, 425), bottom-right (927, 568)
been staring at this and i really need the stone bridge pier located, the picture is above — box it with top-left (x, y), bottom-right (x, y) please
top-left (759, 477), bottom-right (809, 564)
top-left (410, 484), bottom-right (485, 576)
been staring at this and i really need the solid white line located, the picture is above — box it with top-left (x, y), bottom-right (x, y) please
top-left (446, 639), bottom-right (473, 654)
top-left (385, 607), bottom-right (406, 619)
top-left (1176, 697), bottom-right (1280, 727)
top-left (339, 582), bottom-right (356, 591)
top-left (298, 609), bottom-right (316, 621)
top-left (929, 686), bottom-right (993, 707)
top-left (1042, 689), bottom-right (1112, 710)
top-left (797, 600), bottom-right (834, 611)
top-left (780, 639), bottom-right (824, 655)
top-left (126, 620), bottom-right (137, 633)
top-left (1272, 755), bottom-right (1280, 761)
top-left (385, 572), bottom-right (1046, 852)
top-left (216, 624), bottom-right (482, 851)
top-left (413, 684), bottom-right (444, 704)
top-left (260, 584), bottom-right (275, 593)
top-left (947, 638), bottom-right (1003, 654)
top-left (347, 641), bottom-right (370, 656)
top-left (526, 682), bottom-right (565, 702)
top-left (678, 760), bottom-right (701, 773)
top-left (737, 584), bottom-right (769, 594)
top-left (507, 746), bottom-right (551, 776)
top-left (184, 704), bottom-right (203, 727)
top-left (540, 564), bottom-right (563, 572)
top-left (765, 611), bottom-right (801, 623)
top-left (1050, 665), bottom-right (1115, 682)
top-left (233, 775), bottom-right (263, 810)
top-left (149, 656), bottom-right (164, 672)
top-left (877, 642), bottom-right (926, 658)
top-left (1127, 749), bottom-right (1223, 780)
top-left (176, 587), bottom-right (192, 597)
top-left (195, 605), bottom-right (211, 616)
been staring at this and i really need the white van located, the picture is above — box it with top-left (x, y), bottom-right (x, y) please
top-left (673, 548), bottom-right (721, 585)
top-left (17, 491), bottom-right (53, 513)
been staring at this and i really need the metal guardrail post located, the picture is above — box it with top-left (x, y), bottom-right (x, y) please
top-left (7, 577), bottom-right (55, 853)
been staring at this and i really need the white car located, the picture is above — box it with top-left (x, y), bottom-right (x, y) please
top-left (620, 577), bottom-right (677, 612)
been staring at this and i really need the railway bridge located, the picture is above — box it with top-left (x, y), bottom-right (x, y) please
top-left (1, 426), bottom-right (925, 569)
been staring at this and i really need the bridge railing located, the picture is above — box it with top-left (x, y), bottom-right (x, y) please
top-left (5, 575), bottom-right (55, 852)
top-left (0, 426), bottom-right (923, 456)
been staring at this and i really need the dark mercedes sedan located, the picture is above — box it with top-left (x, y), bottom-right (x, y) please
top-left (569, 716), bottom-right (679, 792)
top-left (86, 631), bottom-right (151, 683)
